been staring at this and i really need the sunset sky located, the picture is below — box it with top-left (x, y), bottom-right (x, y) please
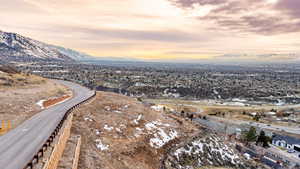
top-left (1, 0), bottom-right (300, 62)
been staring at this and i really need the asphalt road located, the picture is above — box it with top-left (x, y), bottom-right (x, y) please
top-left (208, 116), bottom-right (300, 135)
top-left (247, 121), bottom-right (300, 135)
top-left (0, 80), bottom-right (95, 169)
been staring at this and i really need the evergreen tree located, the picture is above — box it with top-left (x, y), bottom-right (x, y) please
top-left (181, 110), bottom-right (185, 116)
top-left (243, 127), bottom-right (257, 143)
top-left (256, 130), bottom-right (271, 148)
top-left (253, 114), bottom-right (260, 121)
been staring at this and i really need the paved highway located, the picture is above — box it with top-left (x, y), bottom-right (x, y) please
top-left (0, 80), bottom-right (95, 169)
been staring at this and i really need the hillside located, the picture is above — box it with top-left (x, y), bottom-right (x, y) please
top-left (0, 30), bottom-right (93, 62)
top-left (0, 68), bottom-right (71, 133)
top-left (58, 92), bottom-right (259, 169)
top-left (0, 65), bottom-right (43, 86)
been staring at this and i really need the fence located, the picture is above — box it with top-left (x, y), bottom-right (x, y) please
top-left (42, 113), bottom-right (73, 169)
top-left (72, 136), bottom-right (82, 169)
top-left (24, 90), bottom-right (96, 169)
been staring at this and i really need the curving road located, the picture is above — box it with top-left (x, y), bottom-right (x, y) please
top-left (0, 80), bottom-right (95, 169)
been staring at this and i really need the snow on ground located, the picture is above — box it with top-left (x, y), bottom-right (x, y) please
top-left (95, 129), bottom-right (101, 135)
top-left (95, 139), bottom-right (109, 151)
top-left (220, 102), bottom-right (246, 106)
top-left (171, 134), bottom-right (243, 168)
top-left (232, 98), bottom-right (247, 102)
top-left (134, 127), bottom-right (144, 138)
top-left (104, 124), bottom-right (114, 131)
top-left (150, 129), bottom-right (178, 148)
top-left (84, 116), bottom-right (93, 122)
top-left (36, 99), bottom-right (46, 109)
top-left (133, 114), bottom-right (143, 125)
top-left (104, 106), bottom-right (111, 111)
top-left (123, 105), bottom-right (129, 109)
top-left (151, 105), bottom-right (165, 111)
top-left (113, 110), bottom-right (123, 114)
top-left (144, 121), bottom-right (177, 148)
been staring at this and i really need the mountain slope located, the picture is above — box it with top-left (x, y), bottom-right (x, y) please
top-left (49, 45), bottom-right (92, 60)
top-left (0, 30), bottom-right (93, 62)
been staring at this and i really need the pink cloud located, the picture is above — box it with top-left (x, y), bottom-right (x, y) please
top-left (170, 0), bottom-right (300, 35)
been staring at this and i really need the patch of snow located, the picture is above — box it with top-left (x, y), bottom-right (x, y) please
top-left (275, 99), bottom-right (285, 106)
top-left (232, 98), bottom-right (247, 102)
top-left (95, 139), bottom-right (109, 151)
top-left (243, 153), bottom-right (251, 160)
top-left (145, 121), bottom-right (171, 131)
top-left (95, 130), bottom-right (101, 135)
top-left (104, 124), bottom-right (114, 131)
top-left (145, 121), bottom-right (177, 148)
top-left (116, 128), bottom-right (122, 133)
top-left (133, 114), bottom-right (143, 125)
top-left (145, 121), bottom-right (158, 130)
top-left (172, 135), bottom-right (242, 167)
top-left (221, 102), bottom-right (245, 106)
top-left (150, 129), bottom-right (178, 148)
top-left (135, 82), bottom-right (147, 87)
top-left (265, 112), bottom-right (276, 115)
top-left (213, 89), bottom-right (219, 95)
top-left (134, 127), bottom-right (144, 138)
top-left (36, 100), bottom-right (46, 109)
top-left (153, 121), bottom-right (170, 127)
top-left (84, 117), bottom-right (93, 122)
top-left (104, 106), bottom-right (111, 111)
top-left (151, 105), bottom-right (165, 111)
top-left (113, 110), bottom-right (123, 114)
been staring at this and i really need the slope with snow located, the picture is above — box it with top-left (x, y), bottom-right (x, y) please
top-left (162, 133), bottom-right (258, 169)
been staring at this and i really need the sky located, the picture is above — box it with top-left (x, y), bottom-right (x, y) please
top-left (1, 0), bottom-right (300, 63)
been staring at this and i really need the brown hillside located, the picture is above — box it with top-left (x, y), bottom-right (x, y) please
top-left (62, 92), bottom-right (201, 169)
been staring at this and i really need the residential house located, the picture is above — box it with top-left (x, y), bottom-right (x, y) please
top-left (272, 134), bottom-right (300, 152)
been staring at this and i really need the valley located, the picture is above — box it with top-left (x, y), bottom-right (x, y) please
top-left (1, 29), bottom-right (300, 169)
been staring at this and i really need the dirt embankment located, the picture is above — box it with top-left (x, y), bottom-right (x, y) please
top-left (63, 91), bottom-right (201, 169)
top-left (0, 72), bottom-right (70, 132)
top-left (43, 95), bottom-right (71, 108)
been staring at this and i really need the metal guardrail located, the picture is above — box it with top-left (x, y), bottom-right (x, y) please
top-left (23, 90), bottom-right (96, 169)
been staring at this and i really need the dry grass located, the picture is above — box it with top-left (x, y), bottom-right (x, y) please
top-left (0, 76), bottom-right (70, 133)
top-left (145, 98), bottom-right (295, 112)
top-left (0, 71), bottom-right (45, 88)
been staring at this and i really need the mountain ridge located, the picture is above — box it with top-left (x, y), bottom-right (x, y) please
top-left (0, 30), bottom-right (94, 62)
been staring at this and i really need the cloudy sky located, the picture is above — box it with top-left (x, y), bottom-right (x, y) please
top-left (1, 0), bottom-right (300, 62)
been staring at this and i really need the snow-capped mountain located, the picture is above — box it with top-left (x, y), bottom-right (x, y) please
top-left (0, 30), bottom-right (93, 62)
